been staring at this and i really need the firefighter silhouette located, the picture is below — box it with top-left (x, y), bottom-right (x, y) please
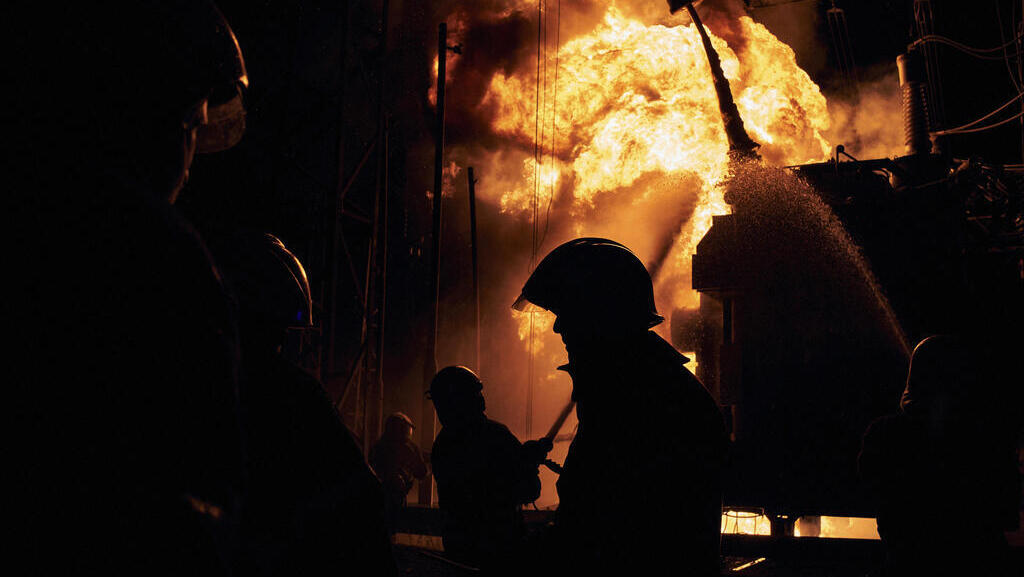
top-left (10, 2), bottom-right (248, 574)
top-left (206, 230), bottom-right (397, 577)
top-left (860, 335), bottom-right (1020, 577)
top-left (370, 412), bottom-right (428, 532)
top-left (513, 238), bottom-right (729, 576)
top-left (428, 366), bottom-right (552, 572)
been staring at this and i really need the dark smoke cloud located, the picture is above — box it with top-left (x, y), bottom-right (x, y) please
top-left (437, 1), bottom-right (608, 151)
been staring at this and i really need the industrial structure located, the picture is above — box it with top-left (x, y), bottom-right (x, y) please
top-left (179, 0), bottom-right (1022, 572)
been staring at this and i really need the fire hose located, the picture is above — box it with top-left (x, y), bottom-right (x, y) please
top-left (538, 399), bottom-right (576, 475)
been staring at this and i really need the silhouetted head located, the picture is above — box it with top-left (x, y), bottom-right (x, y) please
top-left (383, 412), bottom-right (415, 442)
top-left (14, 1), bottom-right (247, 202)
top-left (428, 366), bottom-right (486, 427)
top-left (208, 231), bottom-right (313, 353)
top-left (513, 238), bottom-right (662, 352)
top-left (899, 335), bottom-right (977, 418)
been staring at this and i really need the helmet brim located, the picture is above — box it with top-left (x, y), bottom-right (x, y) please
top-left (511, 292), bottom-right (546, 313)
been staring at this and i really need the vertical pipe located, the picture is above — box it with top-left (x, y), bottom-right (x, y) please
top-left (419, 21), bottom-right (447, 506)
top-left (362, 0), bottom-right (391, 456)
top-left (685, 4), bottom-right (759, 160)
top-left (468, 166), bottom-right (480, 371)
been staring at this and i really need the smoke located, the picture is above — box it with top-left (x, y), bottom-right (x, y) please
top-left (826, 68), bottom-right (905, 159)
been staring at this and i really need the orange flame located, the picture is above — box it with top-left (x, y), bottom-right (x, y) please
top-left (484, 7), bottom-right (830, 209)
top-left (444, 1), bottom-right (895, 509)
top-left (480, 5), bottom-right (831, 317)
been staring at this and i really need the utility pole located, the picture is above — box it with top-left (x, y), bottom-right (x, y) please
top-left (420, 21), bottom-right (449, 506)
top-left (468, 166), bottom-right (480, 372)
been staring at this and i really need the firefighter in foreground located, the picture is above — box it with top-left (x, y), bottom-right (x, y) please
top-left (206, 231), bottom-right (397, 576)
top-left (428, 366), bottom-right (553, 572)
top-left (513, 238), bottom-right (729, 576)
top-left (859, 335), bottom-right (1020, 577)
top-left (10, 2), bottom-right (247, 573)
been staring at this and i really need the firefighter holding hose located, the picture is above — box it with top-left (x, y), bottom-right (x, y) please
top-left (513, 238), bottom-right (729, 576)
top-left (428, 366), bottom-right (553, 573)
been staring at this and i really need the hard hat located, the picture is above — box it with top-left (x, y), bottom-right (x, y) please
top-left (899, 335), bottom-right (973, 413)
top-left (191, 1), bottom-right (248, 153)
top-left (27, 1), bottom-right (247, 152)
top-left (265, 234), bottom-right (314, 329)
top-left (385, 412), bottom-right (415, 429)
top-left (383, 412), bottom-right (415, 438)
top-left (209, 231), bottom-right (313, 333)
top-left (427, 366), bottom-right (484, 401)
top-left (512, 238), bottom-right (664, 329)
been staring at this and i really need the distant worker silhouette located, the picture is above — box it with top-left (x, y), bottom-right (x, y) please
top-left (428, 366), bottom-right (553, 572)
top-left (513, 238), bottom-right (729, 576)
top-left (859, 335), bottom-right (1020, 577)
top-left (207, 231), bottom-right (397, 577)
top-left (9, 2), bottom-right (249, 574)
top-left (370, 412), bottom-right (429, 532)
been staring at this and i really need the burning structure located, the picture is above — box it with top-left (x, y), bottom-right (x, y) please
top-left (12, 1), bottom-right (1023, 575)
top-left (415, 0), bottom-right (1023, 525)
top-left (180, 0), bottom-right (1022, 560)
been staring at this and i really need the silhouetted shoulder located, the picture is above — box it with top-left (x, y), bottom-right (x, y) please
top-left (483, 418), bottom-right (518, 440)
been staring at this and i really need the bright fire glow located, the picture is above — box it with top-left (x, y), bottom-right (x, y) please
top-left (437, 1), bottom-right (855, 509)
top-left (721, 510), bottom-right (772, 536)
top-left (483, 6), bottom-right (829, 205)
top-left (482, 4), bottom-right (831, 313)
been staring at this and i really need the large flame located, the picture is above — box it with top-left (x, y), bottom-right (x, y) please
top-left (479, 3), bottom-right (833, 352)
top-left (431, 1), bottom-right (848, 509)
top-left (484, 6), bottom-right (830, 212)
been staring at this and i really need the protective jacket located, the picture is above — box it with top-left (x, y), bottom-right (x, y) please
top-left (431, 417), bottom-right (542, 568)
top-left (554, 331), bottom-right (728, 576)
top-left (237, 352), bottom-right (397, 577)
top-left (10, 173), bottom-right (242, 576)
top-left (860, 412), bottom-right (1019, 576)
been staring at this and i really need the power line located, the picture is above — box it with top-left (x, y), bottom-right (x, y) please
top-left (933, 108), bottom-right (1024, 136)
top-left (931, 91), bottom-right (1024, 136)
top-left (910, 33), bottom-right (1024, 60)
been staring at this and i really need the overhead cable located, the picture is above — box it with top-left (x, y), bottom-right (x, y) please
top-left (933, 109), bottom-right (1024, 136)
top-left (931, 91), bottom-right (1024, 135)
top-left (910, 32), bottom-right (1024, 59)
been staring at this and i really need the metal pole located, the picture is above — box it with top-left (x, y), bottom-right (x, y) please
top-left (419, 21), bottom-right (447, 506)
top-left (468, 166), bottom-right (480, 372)
top-left (361, 0), bottom-right (391, 454)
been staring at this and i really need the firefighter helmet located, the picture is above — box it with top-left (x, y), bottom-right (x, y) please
top-left (512, 238), bottom-right (663, 330)
top-left (427, 366), bottom-right (484, 401)
top-left (210, 231), bottom-right (313, 333)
